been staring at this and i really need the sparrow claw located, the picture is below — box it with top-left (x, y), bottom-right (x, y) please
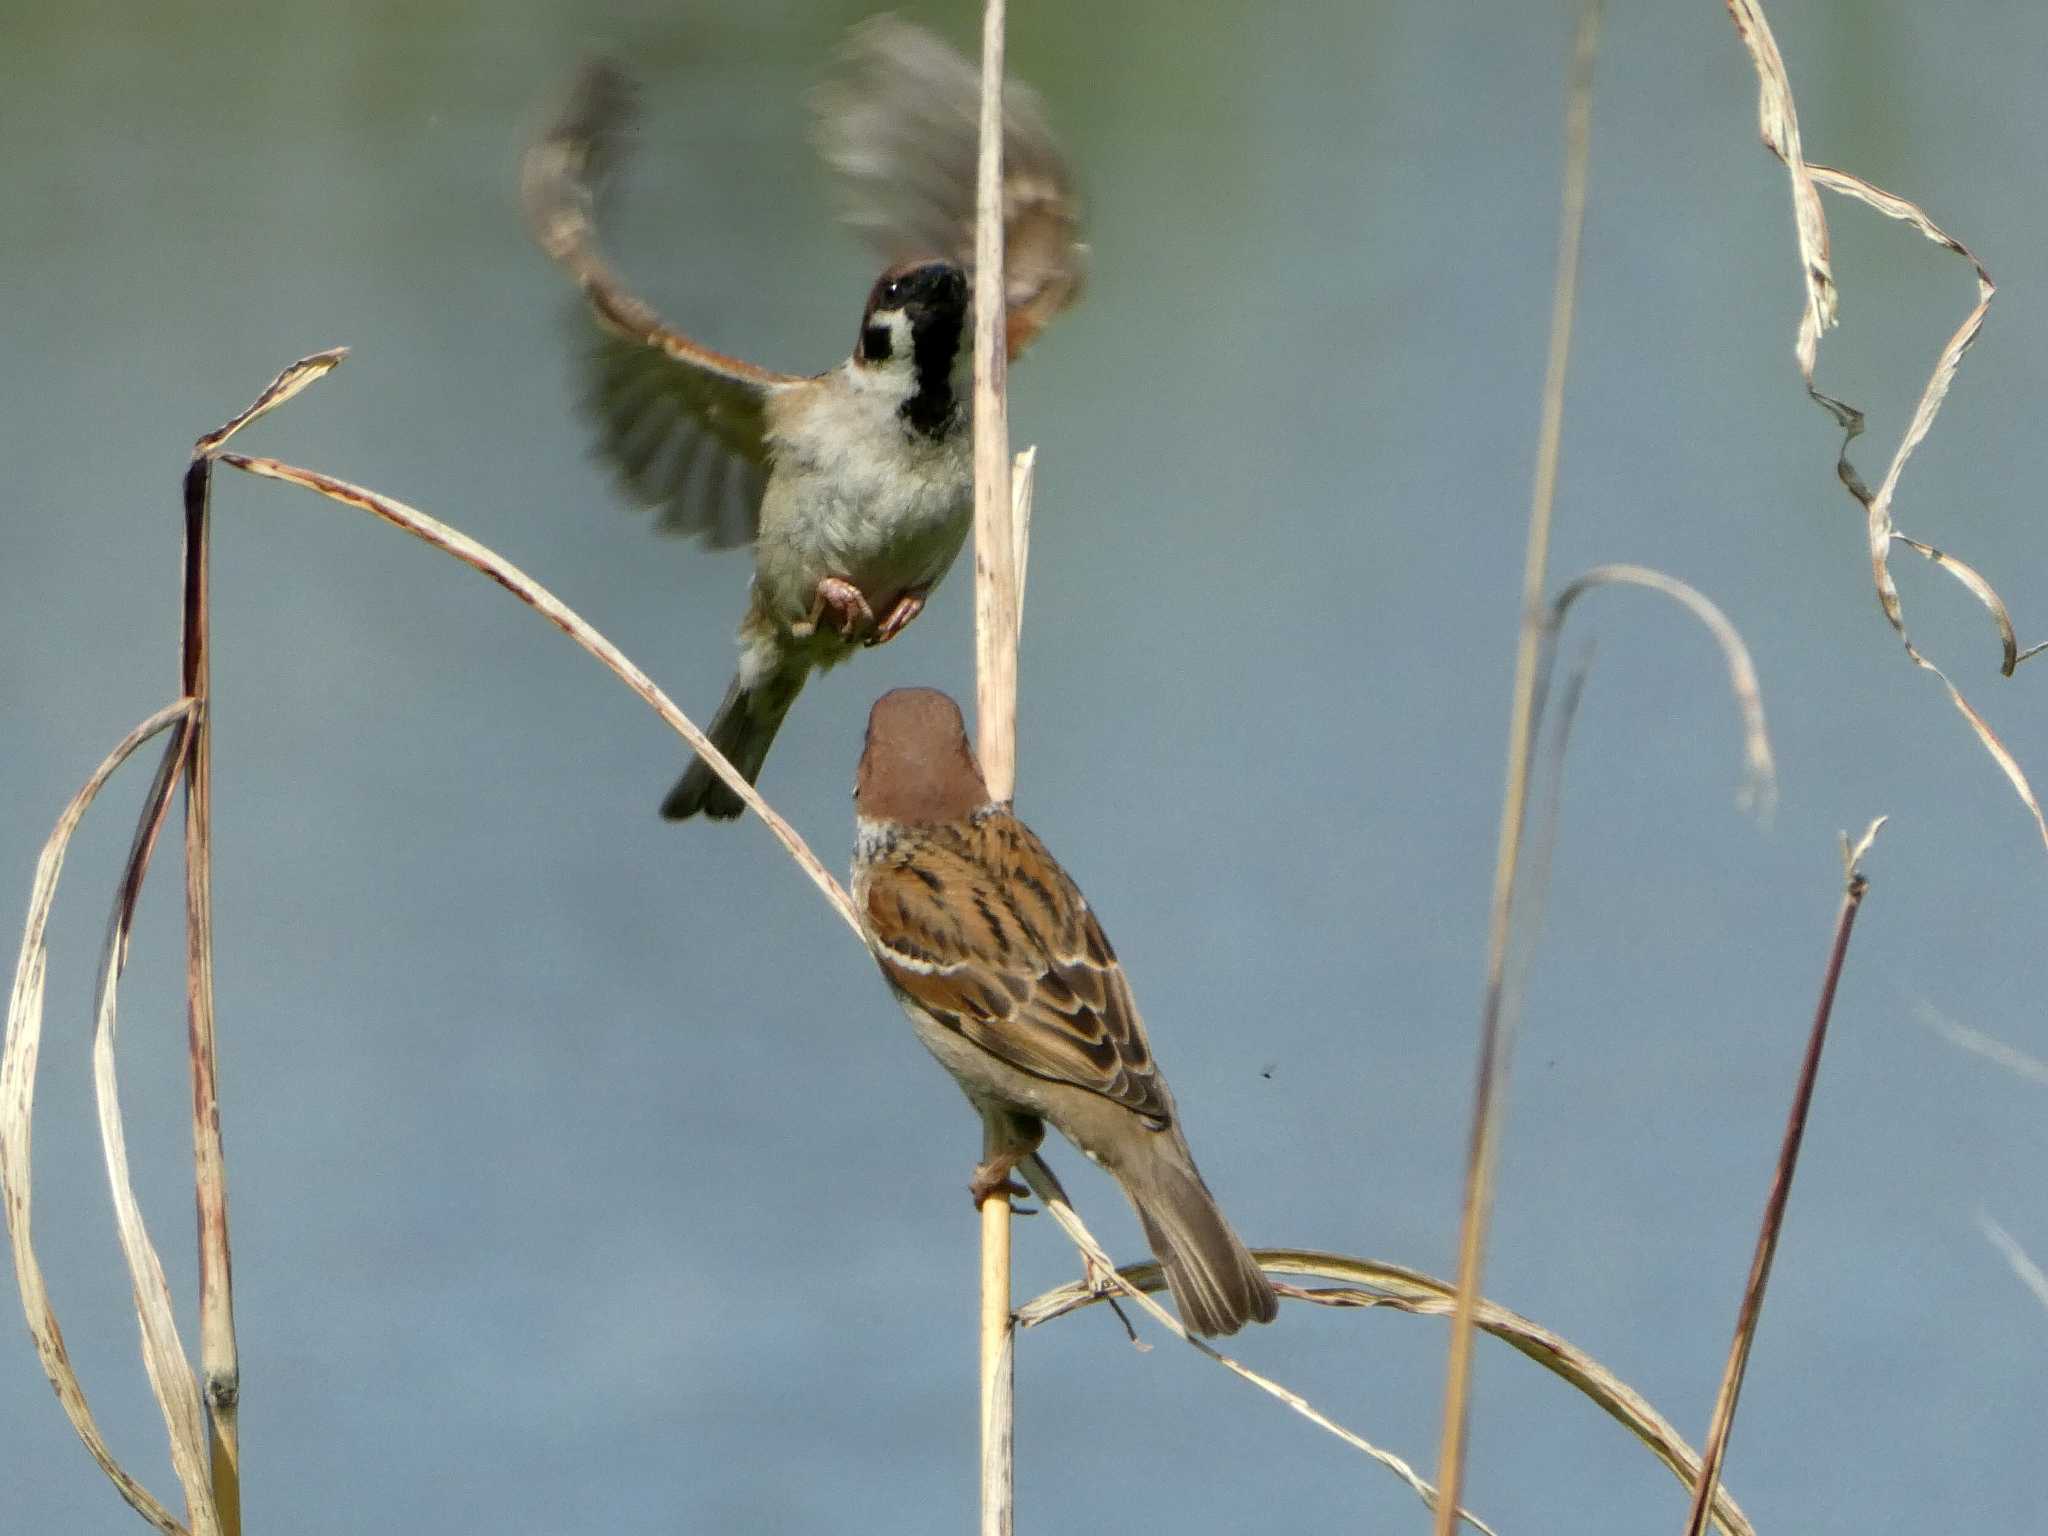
top-left (968, 1156), bottom-right (1031, 1209)
top-left (1080, 1251), bottom-right (1120, 1297)
top-left (793, 575), bottom-right (877, 640)
top-left (865, 589), bottom-right (928, 648)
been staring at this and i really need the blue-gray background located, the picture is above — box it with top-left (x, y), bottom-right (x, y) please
top-left (4, 2), bottom-right (2043, 1531)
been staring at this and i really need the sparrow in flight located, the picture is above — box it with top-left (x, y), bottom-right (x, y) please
top-left (851, 689), bottom-right (1279, 1338)
top-left (521, 20), bottom-right (1087, 820)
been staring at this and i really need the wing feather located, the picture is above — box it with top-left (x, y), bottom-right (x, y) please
top-left (862, 816), bottom-right (1168, 1125)
top-left (523, 58), bottom-right (799, 549)
top-left (815, 18), bottom-right (1088, 358)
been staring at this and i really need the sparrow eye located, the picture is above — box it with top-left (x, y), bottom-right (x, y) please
top-left (883, 280), bottom-right (905, 304)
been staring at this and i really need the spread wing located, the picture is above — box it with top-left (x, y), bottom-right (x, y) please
top-left (862, 813), bottom-right (1168, 1125)
top-left (814, 17), bottom-right (1089, 358)
top-left (522, 59), bottom-right (798, 549)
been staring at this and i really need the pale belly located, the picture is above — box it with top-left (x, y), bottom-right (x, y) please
top-left (754, 389), bottom-right (974, 629)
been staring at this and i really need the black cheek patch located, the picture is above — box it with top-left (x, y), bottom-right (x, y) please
top-left (860, 323), bottom-right (893, 363)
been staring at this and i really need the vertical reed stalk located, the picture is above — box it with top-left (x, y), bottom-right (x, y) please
top-left (179, 449), bottom-right (240, 1536)
top-left (970, 4), bottom-right (1018, 1535)
top-left (1681, 828), bottom-right (1879, 1536)
top-left (1432, 6), bottom-right (1602, 1531)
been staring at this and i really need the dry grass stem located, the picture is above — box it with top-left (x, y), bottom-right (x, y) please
top-left (1547, 563), bottom-right (1778, 816)
top-left (978, 1305), bottom-right (1016, 1535)
top-left (219, 448), bottom-right (865, 939)
top-left (1019, 1245), bottom-right (1756, 1536)
top-left (212, 347), bottom-right (1052, 1536)
top-left (190, 348), bottom-right (347, 457)
top-left (1435, 4), bottom-right (1602, 1529)
top-left (3, 699), bottom-right (203, 1536)
top-left (1499, 650), bottom-right (1594, 1018)
top-left (96, 715), bottom-right (222, 1536)
top-left (971, 0), bottom-right (1018, 807)
top-left (1723, 1), bottom-right (2048, 850)
top-left (1014, 1161), bottom-right (1500, 1536)
top-left (183, 354), bottom-right (338, 1536)
top-left (223, 423), bottom-right (1037, 952)
top-left (970, 7), bottom-right (1019, 1533)
top-left (1681, 819), bottom-right (1882, 1536)
top-left (14, 332), bottom-right (1041, 1531)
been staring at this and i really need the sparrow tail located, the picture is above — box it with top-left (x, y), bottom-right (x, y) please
top-left (661, 665), bottom-right (807, 821)
top-left (1122, 1140), bottom-right (1278, 1338)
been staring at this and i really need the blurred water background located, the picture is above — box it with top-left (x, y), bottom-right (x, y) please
top-left (3, 2), bottom-right (2044, 1531)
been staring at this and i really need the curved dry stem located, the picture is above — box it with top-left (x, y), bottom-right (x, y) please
top-left (1018, 1245), bottom-right (1754, 1536)
top-left (193, 348), bottom-right (347, 457)
top-left (92, 719), bottom-right (223, 1536)
top-left (2, 700), bottom-right (201, 1536)
top-left (1724, 3), bottom-right (2047, 852)
top-left (1016, 1159), bottom-right (1500, 1536)
top-left (1890, 536), bottom-right (2028, 677)
top-left (218, 452), bottom-right (865, 940)
top-left (1548, 562), bottom-right (1778, 817)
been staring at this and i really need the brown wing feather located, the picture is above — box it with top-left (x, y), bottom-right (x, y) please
top-left (523, 58), bottom-right (798, 549)
top-left (814, 18), bottom-right (1088, 359)
top-left (863, 815), bottom-right (1168, 1125)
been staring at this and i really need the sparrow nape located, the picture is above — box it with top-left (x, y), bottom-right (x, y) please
top-left (520, 21), bottom-right (1087, 821)
top-left (851, 688), bottom-right (1279, 1338)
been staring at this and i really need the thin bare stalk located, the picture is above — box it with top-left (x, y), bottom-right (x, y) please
top-left (179, 346), bottom-right (339, 1533)
top-left (1681, 819), bottom-right (1882, 1536)
top-left (181, 446), bottom-right (236, 1536)
top-left (970, 4), bottom-right (1018, 1533)
top-left (1433, 5), bottom-right (1602, 1530)
top-left (972, 0), bottom-right (1019, 806)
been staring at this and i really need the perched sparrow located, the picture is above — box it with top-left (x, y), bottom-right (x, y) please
top-left (521, 21), bottom-right (1086, 820)
top-left (851, 689), bottom-right (1279, 1338)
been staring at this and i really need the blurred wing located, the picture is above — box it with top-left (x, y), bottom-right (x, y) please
top-left (522, 58), bottom-right (797, 548)
top-left (863, 816), bottom-right (1168, 1124)
top-left (815, 17), bottom-right (1088, 358)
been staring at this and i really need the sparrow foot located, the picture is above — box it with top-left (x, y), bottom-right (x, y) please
top-left (791, 574), bottom-right (876, 640)
top-left (968, 1155), bottom-right (1031, 1209)
top-left (1080, 1250), bottom-right (1120, 1297)
top-left (865, 589), bottom-right (928, 648)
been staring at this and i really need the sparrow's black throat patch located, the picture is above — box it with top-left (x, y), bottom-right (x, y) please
top-left (901, 299), bottom-right (965, 439)
top-left (861, 261), bottom-right (968, 439)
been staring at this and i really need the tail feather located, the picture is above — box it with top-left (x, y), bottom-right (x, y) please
top-left (661, 667), bottom-right (807, 821)
top-left (1124, 1138), bottom-right (1277, 1338)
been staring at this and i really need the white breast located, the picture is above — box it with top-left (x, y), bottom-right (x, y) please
top-left (755, 363), bottom-right (974, 625)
